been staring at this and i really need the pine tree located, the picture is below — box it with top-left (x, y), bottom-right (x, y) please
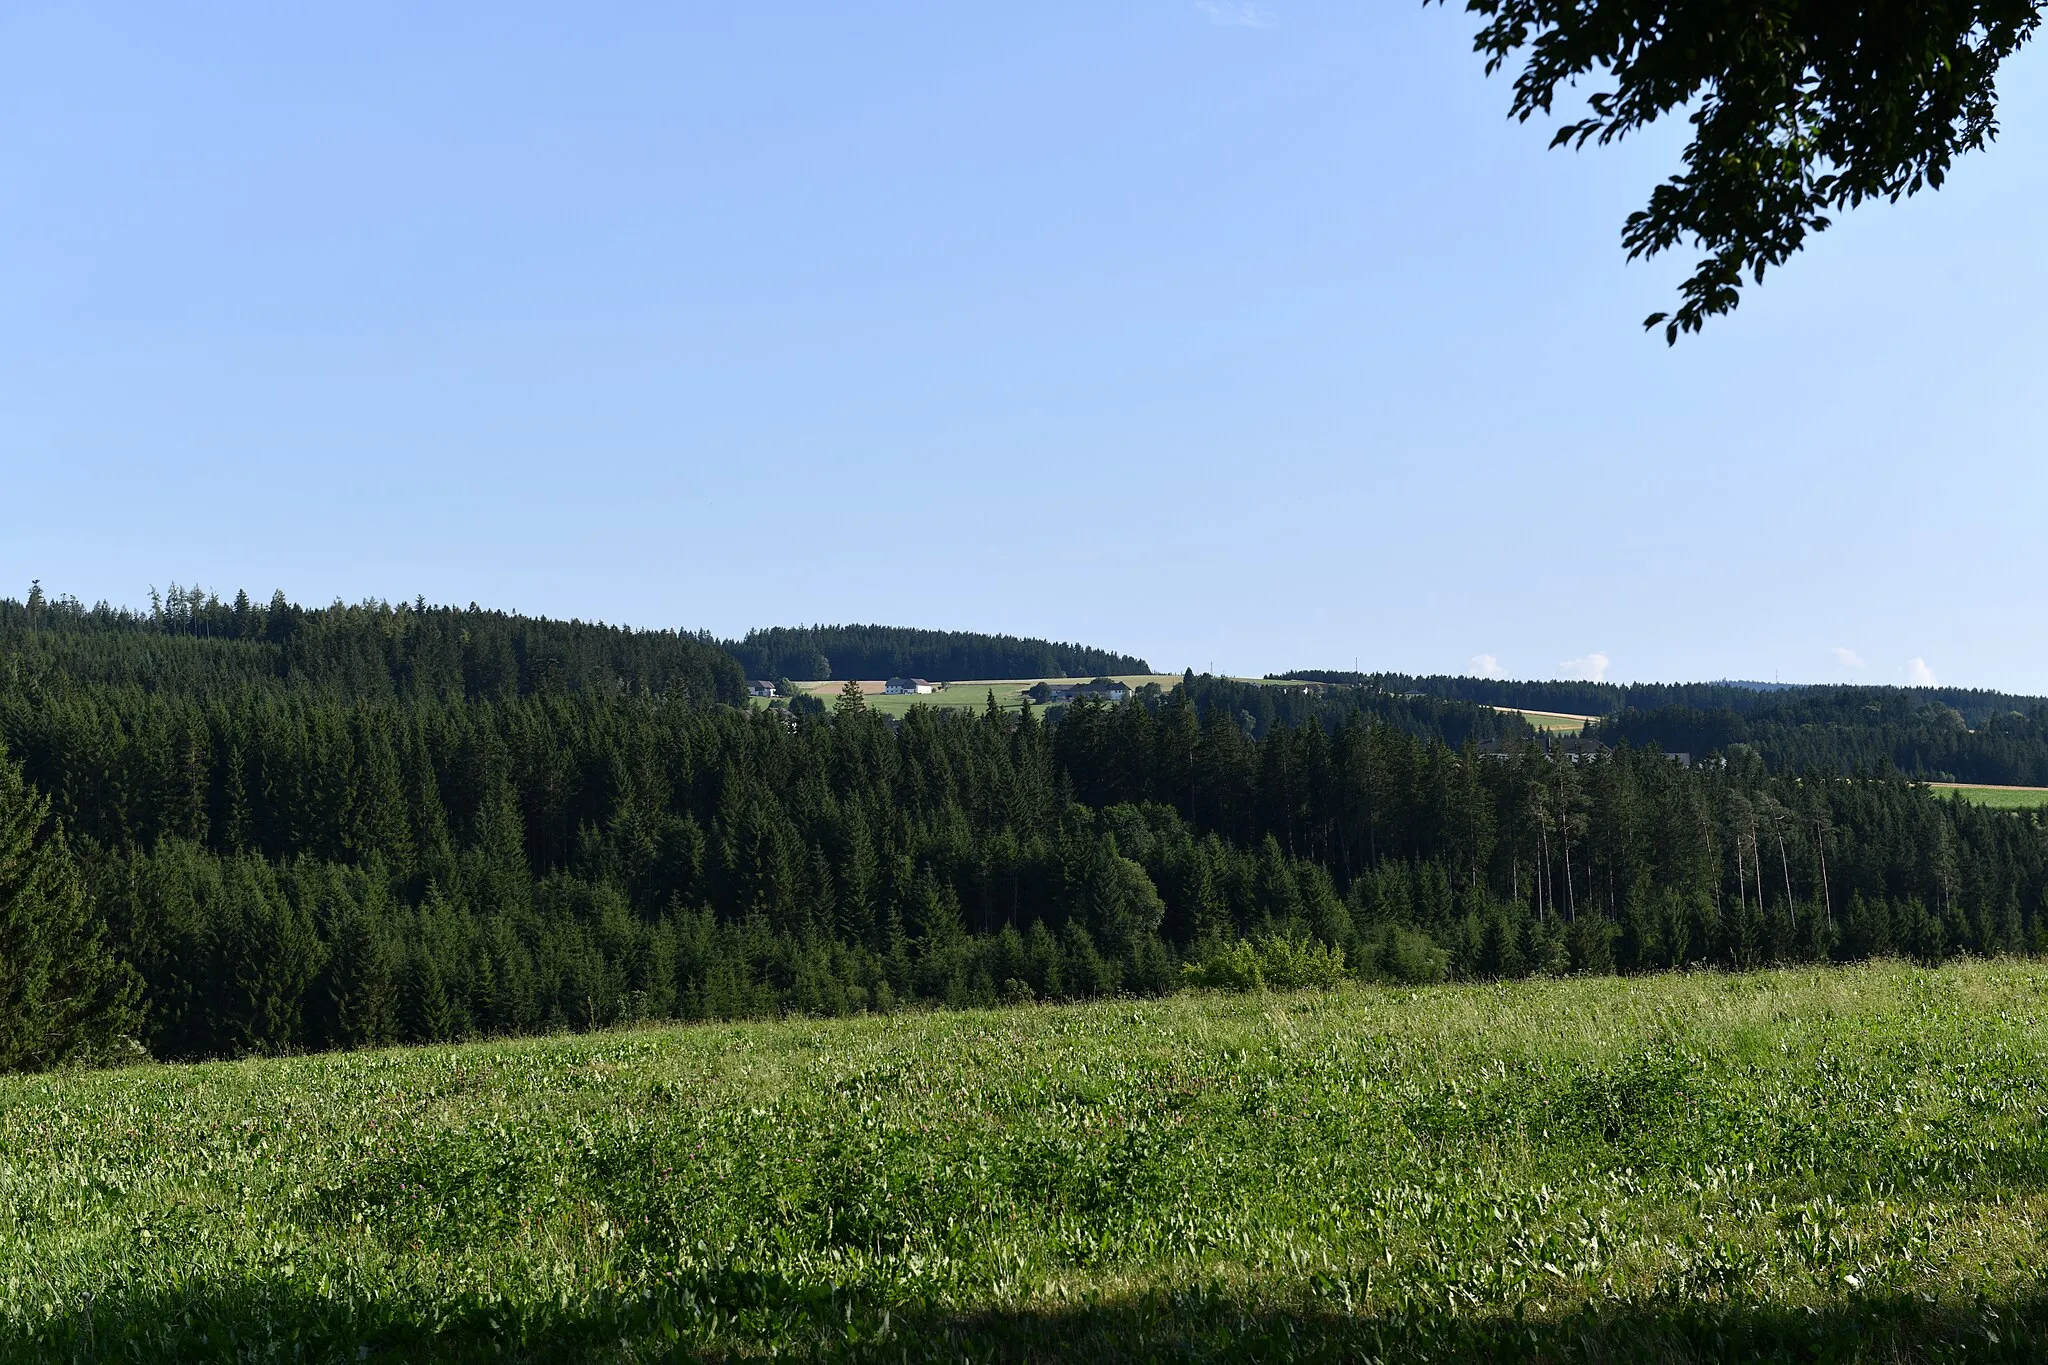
top-left (838, 818), bottom-right (879, 948)
top-left (1187, 851), bottom-right (1231, 951)
top-left (327, 906), bottom-right (398, 1047)
top-left (401, 948), bottom-right (462, 1042)
top-left (0, 756), bottom-right (139, 1071)
top-left (1026, 918), bottom-right (1064, 998)
top-left (207, 856), bottom-right (324, 1055)
top-left (907, 863), bottom-right (962, 943)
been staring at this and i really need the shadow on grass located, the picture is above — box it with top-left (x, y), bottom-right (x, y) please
top-left (9, 1274), bottom-right (2048, 1363)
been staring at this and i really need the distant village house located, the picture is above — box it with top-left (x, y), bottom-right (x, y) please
top-left (747, 680), bottom-right (777, 699)
top-left (884, 677), bottom-right (936, 695)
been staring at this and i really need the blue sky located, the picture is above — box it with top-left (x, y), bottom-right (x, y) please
top-left (4, 3), bottom-right (2044, 688)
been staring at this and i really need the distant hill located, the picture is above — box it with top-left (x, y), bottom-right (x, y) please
top-left (1272, 671), bottom-right (1789, 717)
top-left (1275, 671), bottom-right (2048, 728)
top-left (1599, 686), bottom-right (2048, 784)
top-left (1174, 674), bottom-right (1527, 746)
top-left (725, 624), bottom-right (1148, 683)
top-left (1707, 679), bottom-right (1806, 693)
top-left (1272, 665), bottom-right (2048, 783)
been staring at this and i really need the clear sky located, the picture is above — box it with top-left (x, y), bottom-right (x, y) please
top-left (4, 3), bottom-right (2044, 688)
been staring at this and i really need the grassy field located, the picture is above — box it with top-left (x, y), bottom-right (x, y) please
top-left (1928, 782), bottom-right (2048, 810)
top-left (1496, 706), bottom-right (1597, 733)
top-left (8, 962), bottom-right (2048, 1361)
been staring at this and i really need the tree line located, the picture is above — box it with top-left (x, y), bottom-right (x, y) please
top-left (1280, 670), bottom-right (2048, 729)
top-left (5, 590), bottom-right (2048, 1072)
top-left (1280, 666), bottom-right (2048, 785)
top-left (3, 583), bottom-right (746, 706)
top-left (1274, 671), bottom-right (1789, 717)
top-left (1597, 689), bottom-right (2048, 787)
top-left (724, 624), bottom-right (1149, 684)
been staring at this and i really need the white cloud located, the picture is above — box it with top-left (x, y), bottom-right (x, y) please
top-left (1197, 1), bottom-right (1276, 27)
top-left (1907, 657), bottom-right (1939, 687)
top-left (1559, 652), bottom-right (1611, 683)
top-left (1469, 653), bottom-right (1503, 679)
top-left (1832, 647), bottom-right (1866, 670)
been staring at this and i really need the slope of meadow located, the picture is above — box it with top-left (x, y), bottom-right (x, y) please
top-left (7, 962), bottom-right (2048, 1362)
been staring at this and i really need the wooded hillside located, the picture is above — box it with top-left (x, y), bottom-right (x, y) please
top-left (4, 588), bottom-right (2046, 1071)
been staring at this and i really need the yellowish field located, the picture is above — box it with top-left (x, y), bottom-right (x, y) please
top-left (1494, 706), bottom-right (1597, 733)
top-left (1927, 782), bottom-right (2048, 810)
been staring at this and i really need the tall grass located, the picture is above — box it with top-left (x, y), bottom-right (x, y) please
top-left (5, 961), bottom-right (2048, 1360)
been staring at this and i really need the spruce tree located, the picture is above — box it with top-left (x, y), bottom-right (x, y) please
top-left (0, 756), bottom-right (139, 1071)
top-left (327, 907), bottom-right (398, 1047)
top-left (206, 856), bottom-right (323, 1055)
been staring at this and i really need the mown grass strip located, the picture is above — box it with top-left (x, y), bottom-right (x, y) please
top-left (1927, 782), bottom-right (2048, 810)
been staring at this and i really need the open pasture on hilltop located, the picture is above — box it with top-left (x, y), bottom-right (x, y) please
top-left (8, 961), bottom-right (2048, 1361)
top-left (778, 675), bottom-right (1188, 718)
top-left (1929, 782), bottom-right (2048, 810)
top-left (1497, 706), bottom-right (1597, 733)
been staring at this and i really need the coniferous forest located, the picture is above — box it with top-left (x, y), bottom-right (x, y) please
top-left (5, 586), bottom-right (2048, 1072)
top-left (1284, 669), bottom-right (2048, 786)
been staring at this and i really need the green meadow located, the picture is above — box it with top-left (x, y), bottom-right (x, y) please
top-left (8, 961), bottom-right (2048, 1361)
top-left (1500, 707), bottom-right (1597, 734)
top-left (1931, 783), bottom-right (2048, 810)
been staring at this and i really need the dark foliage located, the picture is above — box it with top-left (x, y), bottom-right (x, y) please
top-left (0, 754), bottom-right (138, 1071)
top-left (17, 1271), bottom-right (2048, 1362)
top-left (1443, 0), bottom-right (2042, 340)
